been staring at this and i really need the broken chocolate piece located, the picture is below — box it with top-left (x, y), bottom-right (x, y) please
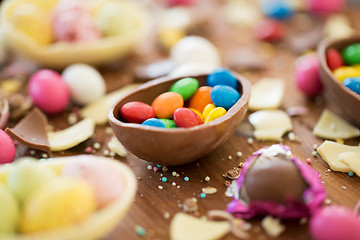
top-left (5, 108), bottom-right (50, 153)
top-left (223, 167), bottom-right (242, 180)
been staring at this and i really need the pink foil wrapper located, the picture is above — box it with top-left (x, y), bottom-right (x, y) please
top-left (227, 145), bottom-right (326, 219)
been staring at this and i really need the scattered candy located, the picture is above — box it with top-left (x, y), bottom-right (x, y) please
top-left (62, 64), bottom-right (106, 105)
top-left (295, 54), bottom-right (323, 97)
top-left (210, 85), bottom-right (241, 110)
top-left (162, 177), bottom-right (168, 182)
top-left (152, 92), bottom-right (184, 119)
top-left (348, 172), bottom-right (354, 177)
top-left (0, 129), bottom-right (16, 164)
top-left (120, 102), bottom-right (155, 124)
top-left (184, 176), bottom-right (189, 182)
top-left (200, 193), bottom-right (206, 198)
top-left (135, 225), bottom-right (146, 236)
top-left (28, 69), bottom-right (70, 115)
top-left (141, 118), bottom-right (166, 128)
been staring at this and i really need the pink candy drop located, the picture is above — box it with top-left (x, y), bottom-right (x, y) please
top-left (295, 54), bottom-right (323, 97)
top-left (306, 0), bottom-right (345, 14)
top-left (0, 129), bottom-right (15, 164)
top-left (28, 69), bottom-right (70, 115)
top-left (310, 205), bottom-right (360, 240)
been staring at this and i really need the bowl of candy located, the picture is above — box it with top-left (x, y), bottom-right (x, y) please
top-left (0, 155), bottom-right (137, 240)
top-left (109, 69), bottom-right (251, 165)
top-left (318, 37), bottom-right (360, 127)
top-left (0, 0), bottom-right (150, 68)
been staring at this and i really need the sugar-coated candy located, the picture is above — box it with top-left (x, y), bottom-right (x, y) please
top-left (120, 102), bottom-right (155, 124)
top-left (202, 103), bottom-right (216, 119)
top-left (0, 183), bottom-right (19, 234)
top-left (326, 48), bottom-right (344, 70)
top-left (227, 145), bottom-right (326, 219)
top-left (28, 69), bottom-right (70, 115)
top-left (333, 66), bottom-right (360, 82)
top-left (307, 0), bottom-right (345, 14)
top-left (211, 85), bottom-right (241, 110)
top-left (207, 68), bottom-right (238, 90)
top-left (173, 108), bottom-right (202, 128)
top-left (189, 86), bottom-right (213, 112)
top-left (159, 119), bottom-right (177, 128)
top-left (0, 129), bottom-right (15, 164)
top-left (62, 64), bottom-right (106, 105)
top-left (152, 92), bottom-right (184, 119)
top-left (253, 18), bottom-right (285, 42)
top-left (310, 205), bottom-right (360, 240)
top-left (295, 54), bottom-right (323, 97)
top-left (343, 77), bottom-right (360, 95)
top-left (188, 108), bottom-right (204, 122)
top-left (170, 77), bottom-right (199, 101)
top-left (342, 43), bottom-right (360, 65)
top-left (260, 0), bottom-right (293, 20)
top-left (204, 107), bottom-right (226, 124)
top-left (170, 36), bottom-right (221, 67)
top-left (141, 118), bottom-right (166, 128)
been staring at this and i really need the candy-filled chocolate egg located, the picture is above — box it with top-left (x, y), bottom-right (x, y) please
top-left (227, 144), bottom-right (326, 219)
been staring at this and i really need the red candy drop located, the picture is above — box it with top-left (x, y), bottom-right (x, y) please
top-left (120, 101), bottom-right (155, 124)
top-left (326, 48), bottom-right (344, 71)
top-left (253, 19), bottom-right (285, 42)
top-left (173, 108), bottom-right (202, 128)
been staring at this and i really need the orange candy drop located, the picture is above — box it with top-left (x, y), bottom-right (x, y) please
top-left (151, 92), bottom-right (184, 119)
top-left (188, 86), bottom-right (212, 112)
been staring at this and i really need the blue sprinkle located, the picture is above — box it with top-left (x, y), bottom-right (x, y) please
top-left (200, 193), bottom-right (206, 198)
top-left (348, 172), bottom-right (354, 177)
top-left (162, 177), bottom-right (167, 182)
top-left (135, 226), bottom-right (146, 236)
top-left (184, 176), bottom-right (189, 182)
top-left (157, 164), bottom-right (162, 168)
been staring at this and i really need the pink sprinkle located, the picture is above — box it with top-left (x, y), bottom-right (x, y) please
top-left (85, 147), bottom-right (92, 153)
top-left (306, 158), bottom-right (312, 164)
top-left (153, 167), bottom-right (159, 172)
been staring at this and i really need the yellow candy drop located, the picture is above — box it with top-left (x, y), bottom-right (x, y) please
top-left (20, 177), bottom-right (96, 233)
top-left (10, 3), bottom-right (53, 45)
top-left (333, 66), bottom-right (360, 82)
top-left (204, 107), bottom-right (227, 124)
top-left (202, 104), bottom-right (216, 119)
top-left (189, 108), bottom-right (204, 122)
top-left (158, 28), bottom-right (186, 51)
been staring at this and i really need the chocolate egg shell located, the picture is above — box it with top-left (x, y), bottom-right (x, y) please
top-left (227, 144), bottom-right (326, 219)
top-left (109, 73), bottom-right (251, 166)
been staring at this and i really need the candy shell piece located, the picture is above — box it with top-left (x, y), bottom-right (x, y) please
top-left (20, 177), bottom-right (96, 233)
top-left (206, 68), bottom-right (238, 90)
top-left (342, 43), bottom-right (360, 65)
top-left (28, 69), bottom-right (70, 115)
top-left (0, 129), bottom-right (15, 164)
top-left (62, 64), bottom-right (106, 105)
top-left (326, 48), bottom-right (344, 71)
top-left (295, 54), bottom-right (323, 97)
top-left (210, 85), bottom-right (241, 110)
top-left (170, 77), bottom-right (199, 101)
top-left (310, 206), bottom-right (360, 240)
top-left (170, 36), bottom-right (221, 67)
top-left (62, 156), bottom-right (124, 208)
top-left (152, 92), bottom-right (184, 119)
top-left (253, 18), bottom-right (285, 42)
top-left (173, 108), bottom-right (202, 128)
top-left (159, 119), bottom-right (177, 128)
top-left (343, 77), bottom-right (360, 95)
top-left (141, 118), bottom-right (166, 128)
top-left (120, 101), bottom-right (155, 124)
top-left (333, 66), bottom-right (360, 83)
top-left (189, 86), bottom-right (213, 112)
top-left (0, 183), bottom-right (19, 233)
top-left (204, 107), bottom-right (226, 124)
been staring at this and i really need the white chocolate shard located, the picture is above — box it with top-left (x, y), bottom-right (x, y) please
top-left (313, 110), bottom-right (360, 140)
top-left (339, 152), bottom-right (360, 176)
top-left (317, 140), bottom-right (360, 172)
top-left (261, 215), bottom-right (285, 238)
top-left (324, 14), bottom-right (355, 40)
top-left (249, 110), bottom-right (292, 141)
top-left (107, 136), bottom-right (127, 157)
top-left (81, 84), bottom-right (139, 125)
top-left (48, 118), bottom-right (95, 151)
top-left (170, 213), bottom-right (231, 240)
top-left (248, 78), bottom-right (285, 111)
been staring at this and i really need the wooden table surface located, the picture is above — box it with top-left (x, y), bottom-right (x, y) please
top-left (3, 1), bottom-right (360, 240)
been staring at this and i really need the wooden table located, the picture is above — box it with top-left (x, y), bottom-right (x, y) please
top-left (3, 1), bottom-right (360, 240)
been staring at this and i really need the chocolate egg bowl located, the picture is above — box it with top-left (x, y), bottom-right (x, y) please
top-left (318, 37), bottom-right (360, 127)
top-left (109, 73), bottom-right (251, 166)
